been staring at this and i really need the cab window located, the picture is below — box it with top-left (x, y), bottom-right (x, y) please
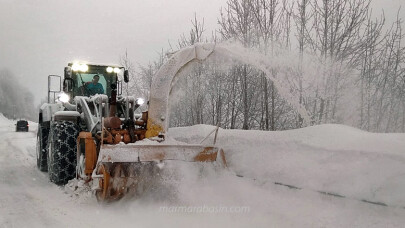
top-left (74, 73), bottom-right (107, 96)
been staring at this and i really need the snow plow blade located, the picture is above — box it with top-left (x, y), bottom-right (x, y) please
top-left (93, 144), bottom-right (226, 202)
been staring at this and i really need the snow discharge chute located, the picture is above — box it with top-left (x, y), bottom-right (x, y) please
top-left (146, 43), bottom-right (216, 137)
top-left (146, 42), bottom-right (311, 136)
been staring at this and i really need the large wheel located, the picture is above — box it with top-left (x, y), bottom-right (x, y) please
top-left (47, 121), bottom-right (79, 185)
top-left (36, 124), bottom-right (49, 172)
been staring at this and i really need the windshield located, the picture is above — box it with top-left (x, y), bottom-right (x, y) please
top-left (74, 73), bottom-right (107, 96)
top-left (71, 65), bottom-right (119, 97)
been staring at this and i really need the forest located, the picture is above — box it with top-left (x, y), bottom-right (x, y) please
top-left (125, 0), bottom-right (405, 133)
top-left (0, 69), bottom-right (36, 121)
top-left (0, 0), bottom-right (403, 133)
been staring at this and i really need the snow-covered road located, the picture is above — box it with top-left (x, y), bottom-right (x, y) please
top-left (1, 114), bottom-right (405, 227)
top-left (0, 117), bottom-right (102, 227)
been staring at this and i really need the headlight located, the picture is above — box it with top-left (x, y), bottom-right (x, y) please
top-left (58, 93), bottom-right (70, 103)
top-left (113, 67), bottom-right (120, 73)
top-left (136, 98), bottom-right (145, 106)
top-left (106, 67), bottom-right (113, 73)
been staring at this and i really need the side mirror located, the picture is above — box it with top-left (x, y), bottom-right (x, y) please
top-left (64, 66), bottom-right (72, 79)
top-left (124, 70), bottom-right (129, 83)
top-left (48, 75), bottom-right (61, 103)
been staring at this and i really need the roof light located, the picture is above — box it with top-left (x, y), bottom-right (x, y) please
top-left (72, 63), bottom-right (88, 72)
top-left (113, 67), bottom-right (120, 73)
top-left (72, 63), bottom-right (81, 71)
top-left (79, 64), bottom-right (88, 72)
top-left (106, 67), bottom-right (113, 73)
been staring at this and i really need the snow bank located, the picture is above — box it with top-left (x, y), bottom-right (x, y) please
top-left (169, 124), bottom-right (405, 207)
top-left (0, 113), bottom-right (10, 123)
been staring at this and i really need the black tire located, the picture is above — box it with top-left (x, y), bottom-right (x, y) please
top-left (36, 125), bottom-right (49, 172)
top-left (47, 121), bottom-right (79, 185)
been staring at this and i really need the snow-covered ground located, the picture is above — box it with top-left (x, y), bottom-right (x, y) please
top-left (1, 113), bottom-right (405, 227)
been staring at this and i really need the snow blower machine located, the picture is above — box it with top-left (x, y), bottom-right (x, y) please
top-left (36, 51), bottom-right (226, 202)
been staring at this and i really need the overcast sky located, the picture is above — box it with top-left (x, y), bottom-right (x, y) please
top-left (0, 0), bottom-right (403, 105)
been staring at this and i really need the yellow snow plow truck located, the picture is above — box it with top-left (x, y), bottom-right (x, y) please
top-left (36, 44), bottom-right (227, 201)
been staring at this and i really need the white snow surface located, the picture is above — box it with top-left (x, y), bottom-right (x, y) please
top-left (1, 113), bottom-right (405, 227)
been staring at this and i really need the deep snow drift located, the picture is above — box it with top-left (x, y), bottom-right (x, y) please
top-left (1, 113), bottom-right (405, 227)
top-left (170, 124), bottom-right (405, 207)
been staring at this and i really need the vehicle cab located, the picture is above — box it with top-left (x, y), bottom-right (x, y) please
top-left (62, 63), bottom-right (127, 100)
